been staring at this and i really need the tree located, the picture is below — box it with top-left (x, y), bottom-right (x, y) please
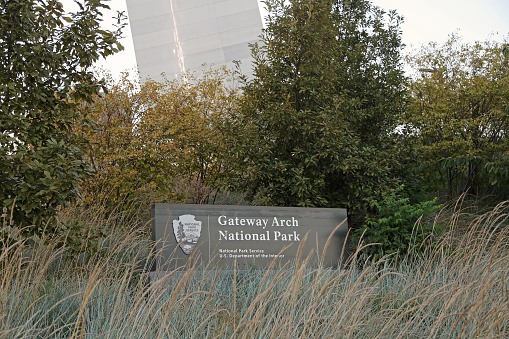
top-left (0, 0), bottom-right (124, 234)
top-left (78, 67), bottom-right (241, 211)
top-left (405, 34), bottom-right (509, 199)
top-left (231, 0), bottom-right (406, 210)
top-left (137, 68), bottom-right (241, 204)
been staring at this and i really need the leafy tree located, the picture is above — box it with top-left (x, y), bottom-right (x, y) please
top-left (405, 34), bottom-right (509, 199)
top-left (78, 67), bottom-right (241, 211)
top-left (0, 0), bottom-right (124, 234)
top-left (137, 68), bottom-right (241, 204)
top-left (231, 0), bottom-right (406, 210)
top-left (76, 72), bottom-right (160, 215)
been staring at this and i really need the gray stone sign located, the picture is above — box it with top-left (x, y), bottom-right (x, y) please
top-left (151, 204), bottom-right (349, 270)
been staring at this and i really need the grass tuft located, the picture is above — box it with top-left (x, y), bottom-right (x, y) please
top-left (0, 201), bottom-right (508, 338)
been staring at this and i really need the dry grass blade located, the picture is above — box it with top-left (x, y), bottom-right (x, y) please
top-left (1, 199), bottom-right (508, 337)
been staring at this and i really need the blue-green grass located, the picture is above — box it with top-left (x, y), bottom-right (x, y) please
top-left (1, 201), bottom-right (508, 338)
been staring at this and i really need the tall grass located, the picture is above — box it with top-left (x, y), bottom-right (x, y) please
top-left (1, 201), bottom-right (508, 338)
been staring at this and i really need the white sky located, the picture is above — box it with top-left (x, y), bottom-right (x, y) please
top-left (94, 0), bottom-right (509, 79)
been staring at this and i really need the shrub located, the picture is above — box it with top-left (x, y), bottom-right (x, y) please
top-left (355, 186), bottom-right (443, 259)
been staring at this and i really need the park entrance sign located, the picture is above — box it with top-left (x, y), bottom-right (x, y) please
top-left (151, 204), bottom-right (349, 270)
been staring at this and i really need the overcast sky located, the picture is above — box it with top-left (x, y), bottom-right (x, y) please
top-left (94, 0), bottom-right (509, 79)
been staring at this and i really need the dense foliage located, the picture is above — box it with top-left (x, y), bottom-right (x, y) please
top-left (230, 0), bottom-right (406, 210)
top-left (77, 68), bottom-right (241, 211)
top-left (405, 34), bottom-right (509, 199)
top-left (0, 0), bottom-right (123, 235)
top-left (354, 186), bottom-right (443, 259)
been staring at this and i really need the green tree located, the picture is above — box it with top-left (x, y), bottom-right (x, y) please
top-left (232, 0), bottom-right (406, 210)
top-left (78, 67), bottom-right (241, 211)
top-left (0, 0), bottom-right (124, 234)
top-left (405, 34), bottom-right (509, 199)
top-left (137, 68), bottom-right (241, 204)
